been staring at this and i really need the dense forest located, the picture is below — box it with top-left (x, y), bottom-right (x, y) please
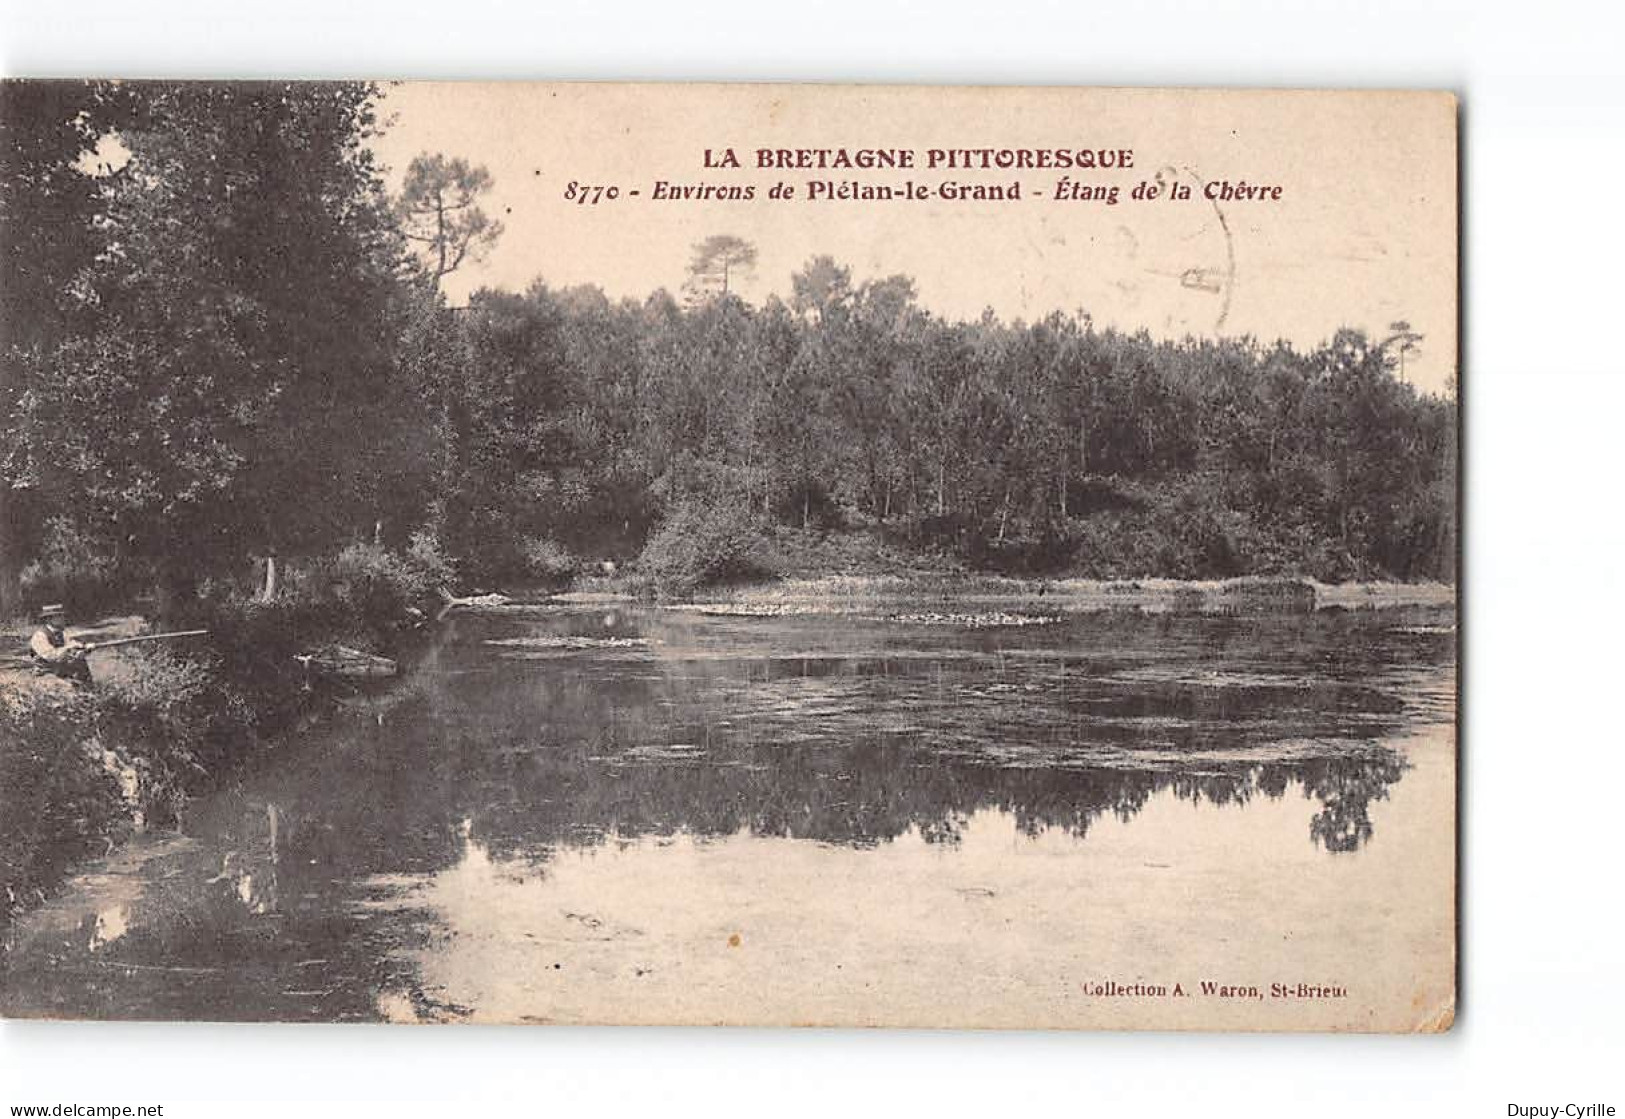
top-left (1, 80), bottom-right (1457, 618)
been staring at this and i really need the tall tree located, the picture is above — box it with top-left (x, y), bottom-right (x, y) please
top-left (7, 81), bottom-right (419, 597)
top-left (684, 234), bottom-right (757, 301)
top-left (1383, 320), bottom-right (1423, 385)
top-left (395, 153), bottom-right (503, 289)
top-left (790, 255), bottom-right (853, 323)
top-left (0, 81), bottom-right (132, 615)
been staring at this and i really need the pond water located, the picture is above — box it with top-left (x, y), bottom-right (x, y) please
top-left (1, 600), bottom-right (1456, 1029)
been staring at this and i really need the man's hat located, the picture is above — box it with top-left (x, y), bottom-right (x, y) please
top-left (38, 603), bottom-right (66, 620)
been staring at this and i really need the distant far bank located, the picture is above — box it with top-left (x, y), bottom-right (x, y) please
top-left (601, 520), bottom-right (1457, 606)
top-left (665, 573), bottom-right (1454, 615)
top-left (551, 567), bottom-right (1454, 618)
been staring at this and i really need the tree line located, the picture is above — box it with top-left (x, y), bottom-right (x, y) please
top-left (1, 80), bottom-right (1456, 618)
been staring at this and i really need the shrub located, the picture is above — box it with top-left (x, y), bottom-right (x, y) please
top-left (637, 499), bottom-right (776, 598)
top-left (17, 516), bottom-right (136, 620)
top-left (523, 536), bottom-right (578, 584)
top-left (321, 536), bottom-right (449, 625)
top-left (0, 692), bottom-right (124, 921)
top-left (403, 529), bottom-right (457, 594)
top-left (175, 595), bottom-right (327, 736)
top-left (95, 647), bottom-right (257, 828)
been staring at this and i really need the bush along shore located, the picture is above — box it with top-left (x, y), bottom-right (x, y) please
top-left (0, 538), bottom-right (457, 927)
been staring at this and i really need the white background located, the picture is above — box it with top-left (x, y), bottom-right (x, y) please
top-left (2, 2), bottom-right (1622, 1116)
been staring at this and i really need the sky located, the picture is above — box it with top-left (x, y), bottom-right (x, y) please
top-left (369, 83), bottom-right (1457, 395)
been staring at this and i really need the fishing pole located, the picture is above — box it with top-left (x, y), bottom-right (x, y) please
top-left (80, 629), bottom-right (210, 653)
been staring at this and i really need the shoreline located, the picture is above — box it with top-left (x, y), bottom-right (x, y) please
top-left (642, 574), bottom-right (1456, 617)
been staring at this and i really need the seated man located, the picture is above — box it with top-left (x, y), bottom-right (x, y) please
top-left (29, 603), bottom-right (92, 684)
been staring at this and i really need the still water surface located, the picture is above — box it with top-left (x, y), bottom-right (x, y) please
top-left (2, 601), bottom-right (1455, 1028)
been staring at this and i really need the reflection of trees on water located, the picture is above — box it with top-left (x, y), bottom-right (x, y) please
top-left (475, 737), bottom-right (1404, 858)
top-left (1301, 754), bottom-right (1408, 852)
top-left (225, 623), bottom-right (1424, 894)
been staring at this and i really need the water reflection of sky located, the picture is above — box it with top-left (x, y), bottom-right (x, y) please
top-left (365, 737), bottom-right (1455, 1027)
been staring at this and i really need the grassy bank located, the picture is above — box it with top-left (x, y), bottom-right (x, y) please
top-left (0, 645), bottom-right (256, 922)
top-left (0, 540), bottom-right (450, 926)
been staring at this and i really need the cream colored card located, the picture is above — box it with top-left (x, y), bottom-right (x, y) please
top-left (0, 82), bottom-right (1456, 1030)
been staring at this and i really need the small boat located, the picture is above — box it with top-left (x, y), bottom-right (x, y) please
top-left (294, 644), bottom-right (397, 680)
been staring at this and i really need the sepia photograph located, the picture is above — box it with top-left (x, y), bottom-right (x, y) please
top-left (0, 82), bottom-right (1459, 1031)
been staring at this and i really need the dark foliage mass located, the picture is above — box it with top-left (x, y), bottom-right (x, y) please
top-left (435, 278), bottom-right (1456, 590)
top-left (2, 81), bottom-right (431, 613)
top-left (2, 81), bottom-right (1456, 616)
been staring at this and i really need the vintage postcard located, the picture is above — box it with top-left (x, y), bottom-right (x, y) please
top-left (0, 82), bottom-right (1457, 1030)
